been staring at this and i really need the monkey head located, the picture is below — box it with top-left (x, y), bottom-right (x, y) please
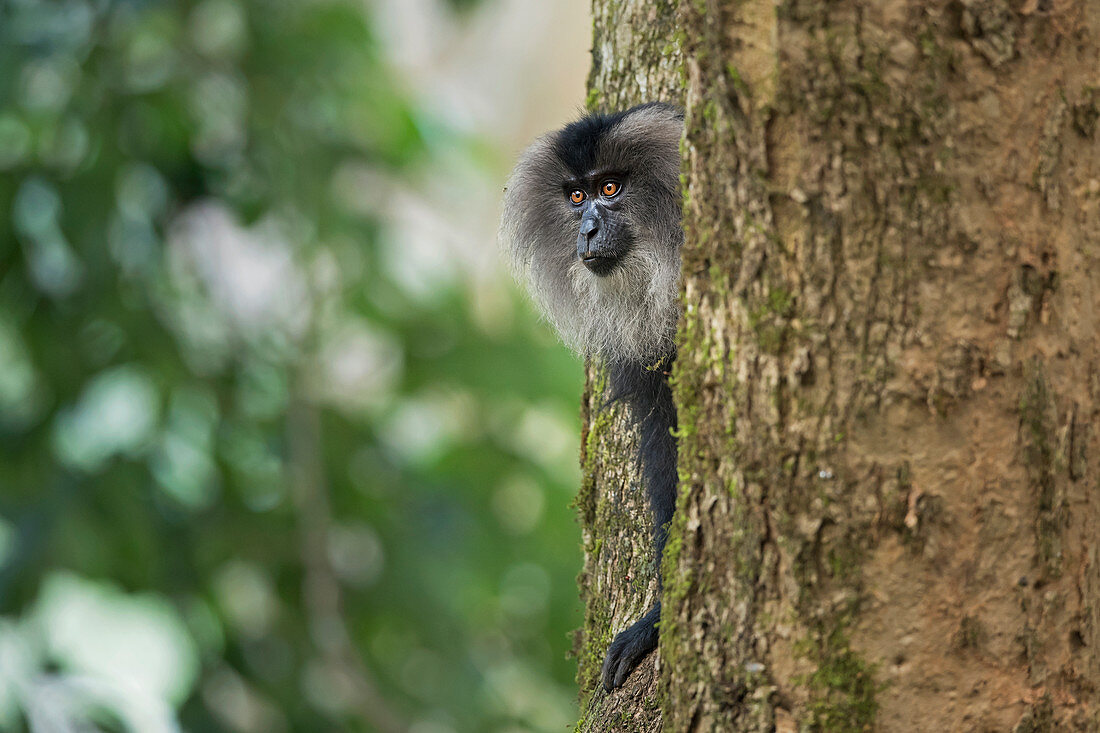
top-left (500, 102), bottom-right (684, 365)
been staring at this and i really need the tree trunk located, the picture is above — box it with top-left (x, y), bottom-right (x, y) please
top-left (574, 4), bottom-right (683, 731)
top-left (577, 1), bottom-right (1100, 731)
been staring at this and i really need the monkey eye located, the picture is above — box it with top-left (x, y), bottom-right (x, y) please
top-left (601, 180), bottom-right (621, 197)
top-left (569, 190), bottom-right (586, 205)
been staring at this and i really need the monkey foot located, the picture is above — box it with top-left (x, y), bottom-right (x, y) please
top-left (601, 602), bottom-right (660, 691)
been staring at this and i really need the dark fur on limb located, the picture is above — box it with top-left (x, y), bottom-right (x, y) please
top-left (600, 357), bottom-right (678, 690)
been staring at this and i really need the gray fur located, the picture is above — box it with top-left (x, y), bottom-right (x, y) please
top-left (500, 104), bottom-right (683, 364)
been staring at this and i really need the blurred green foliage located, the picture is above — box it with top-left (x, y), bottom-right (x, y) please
top-left (0, 0), bottom-right (583, 731)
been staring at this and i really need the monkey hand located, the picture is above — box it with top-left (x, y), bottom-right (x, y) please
top-left (600, 602), bottom-right (660, 691)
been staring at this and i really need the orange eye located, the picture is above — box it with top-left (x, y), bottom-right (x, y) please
top-left (601, 181), bottom-right (620, 197)
top-left (569, 190), bottom-right (585, 204)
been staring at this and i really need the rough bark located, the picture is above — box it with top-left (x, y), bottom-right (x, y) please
top-left (577, 1), bottom-right (1100, 731)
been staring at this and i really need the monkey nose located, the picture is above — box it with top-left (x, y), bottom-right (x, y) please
top-left (579, 217), bottom-right (599, 241)
top-left (578, 218), bottom-right (600, 260)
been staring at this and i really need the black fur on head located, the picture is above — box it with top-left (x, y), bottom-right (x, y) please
top-left (500, 102), bottom-right (684, 365)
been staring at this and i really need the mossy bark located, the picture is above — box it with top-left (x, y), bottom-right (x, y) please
top-left (578, 1), bottom-right (1100, 731)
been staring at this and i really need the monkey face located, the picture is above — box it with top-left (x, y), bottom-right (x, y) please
top-left (500, 102), bottom-right (684, 363)
top-left (565, 176), bottom-right (633, 275)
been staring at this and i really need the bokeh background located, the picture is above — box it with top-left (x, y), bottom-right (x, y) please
top-left (0, 0), bottom-right (592, 730)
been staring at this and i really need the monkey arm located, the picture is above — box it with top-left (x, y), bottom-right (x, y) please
top-left (601, 358), bottom-right (679, 691)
